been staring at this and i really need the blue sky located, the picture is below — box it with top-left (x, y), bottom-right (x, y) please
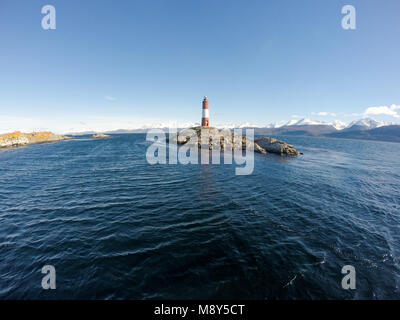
top-left (0, 0), bottom-right (400, 132)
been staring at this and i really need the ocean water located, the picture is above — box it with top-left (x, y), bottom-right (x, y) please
top-left (0, 134), bottom-right (399, 299)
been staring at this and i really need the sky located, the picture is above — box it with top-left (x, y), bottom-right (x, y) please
top-left (0, 0), bottom-right (400, 133)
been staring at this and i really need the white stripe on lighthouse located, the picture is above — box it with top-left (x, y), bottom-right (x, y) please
top-left (202, 109), bottom-right (209, 118)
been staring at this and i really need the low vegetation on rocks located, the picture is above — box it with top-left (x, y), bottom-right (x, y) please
top-left (0, 131), bottom-right (71, 149)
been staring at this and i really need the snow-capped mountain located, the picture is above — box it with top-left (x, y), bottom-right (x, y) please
top-left (109, 122), bottom-right (199, 131)
top-left (282, 118), bottom-right (397, 131)
top-left (284, 119), bottom-right (299, 126)
top-left (133, 122), bottom-right (263, 130)
top-left (331, 120), bottom-right (347, 130)
top-left (68, 117), bottom-right (399, 136)
top-left (236, 122), bottom-right (261, 128)
top-left (287, 118), bottom-right (328, 126)
top-left (273, 118), bottom-right (344, 128)
top-left (328, 122), bottom-right (400, 142)
top-left (123, 118), bottom-right (394, 132)
top-left (343, 118), bottom-right (388, 131)
top-left (265, 122), bottom-right (285, 129)
top-left (280, 118), bottom-right (331, 127)
top-left (211, 123), bottom-right (261, 129)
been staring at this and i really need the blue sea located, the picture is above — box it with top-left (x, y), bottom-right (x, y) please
top-left (0, 134), bottom-right (399, 299)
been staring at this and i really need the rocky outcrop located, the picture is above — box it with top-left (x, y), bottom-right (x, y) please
top-left (254, 137), bottom-right (299, 156)
top-left (92, 133), bottom-right (111, 139)
top-left (168, 127), bottom-right (299, 156)
top-left (0, 131), bottom-right (71, 149)
top-left (169, 126), bottom-right (262, 152)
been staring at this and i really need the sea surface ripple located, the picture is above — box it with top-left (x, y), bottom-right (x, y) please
top-left (0, 134), bottom-right (399, 299)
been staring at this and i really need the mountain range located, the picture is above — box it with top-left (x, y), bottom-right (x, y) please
top-left (249, 118), bottom-right (400, 143)
top-left (67, 118), bottom-right (400, 143)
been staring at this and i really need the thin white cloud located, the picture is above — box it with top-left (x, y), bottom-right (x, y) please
top-left (314, 112), bottom-right (336, 117)
top-left (390, 104), bottom-right (400, 110)
top-left (343, 113), bottom-right (362, 117)
top-left (311, 111), bottom-right (337, 117)
top-left (105, 95), bottom-right (116, 101)
top-left (364, 105), bottom-right (400, 118)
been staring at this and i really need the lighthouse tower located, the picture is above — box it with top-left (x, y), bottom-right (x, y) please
top-left (201, 96), bottom-right (209, 127)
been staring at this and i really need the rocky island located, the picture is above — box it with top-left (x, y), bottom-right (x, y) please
top-left (254, 137), bottom-right (300, 156)
top-left (168, 126), bottom-right (299, 156)
top-left (92, 133), bottom-right (111, 138)
top-left (0, 131), bottom-right (71, 149)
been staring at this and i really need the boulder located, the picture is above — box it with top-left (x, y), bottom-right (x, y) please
top-left (254, 137), bottom-right (299, 156)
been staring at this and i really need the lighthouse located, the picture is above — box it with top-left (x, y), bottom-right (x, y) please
top-left (201, 96), bottom-right (209, 127)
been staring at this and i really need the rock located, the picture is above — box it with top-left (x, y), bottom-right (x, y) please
top-left (254, 137), bottom-right (299, 156)
top-left (169, 127), bottom-right (300, 156)
top-left (168, 127), bottom-right (263, 154)
top-left (0, 131), bottom-right (71, 149)
top-left (169, 127), bottom-right (258, 152)
top-left (92, 133), bottom-right (111, 139)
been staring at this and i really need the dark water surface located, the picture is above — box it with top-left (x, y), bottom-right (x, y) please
top-left (0, 134), bottom-right (399, 299)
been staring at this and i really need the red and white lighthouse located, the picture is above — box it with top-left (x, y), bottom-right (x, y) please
top-left (201, 96), bottom-right (209, 127)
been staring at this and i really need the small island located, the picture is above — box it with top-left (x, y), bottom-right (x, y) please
top-left (0, 131), bottom-right (71, 149)
top-left (167, 97), bottom-right (300, 156)
top-left (92, 133), bottom-right (111, 139)
top-left (169, 126), bottom-right (299, 156)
